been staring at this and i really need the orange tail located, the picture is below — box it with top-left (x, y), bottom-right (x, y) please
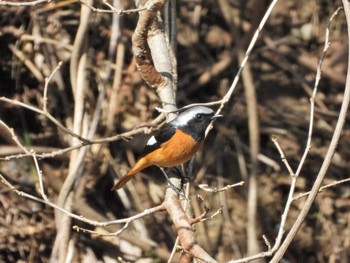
top-left (111, 158), bottom-right (151, 190)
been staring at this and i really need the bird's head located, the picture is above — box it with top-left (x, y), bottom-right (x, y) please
top-left (171, 106), bottom-right (221, 141)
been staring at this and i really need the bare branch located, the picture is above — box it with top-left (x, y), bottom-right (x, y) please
top-left (164, 188), bottom-right (217, 263)
top-left (9, 44), bottom-right (44, 82)
top-left (0, 97), bottom-right (90, 143)
top-left (270, 5), bottom-right (346, 262)
top-left (231, 6), bottom-right (343, 263)
top-left (271, 136), bottom-right (295, 177)
top-left (0, 0), bottom-right (50, 7)
top-left (0, 171), bottom-right (166, 228)
top-left (43, 62), bottom-right (62, 113)
top-left (293, 177), bottom-right (350, 201)
top-left (132, 0), bottom-right (167, 88)
top-left (197, 181), bottom-right (244, 193)
top-left (0, 97), bottom-right (165, 161)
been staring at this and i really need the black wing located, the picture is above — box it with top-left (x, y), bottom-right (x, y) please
top-left (140, 123), bottom-right (176, 157)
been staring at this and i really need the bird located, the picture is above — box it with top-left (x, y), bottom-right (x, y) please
top-left (111, 106), bottom-right (221, 190)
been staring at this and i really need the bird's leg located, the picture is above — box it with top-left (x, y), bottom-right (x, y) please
top-left (180, 157), bottom-right (196, 184)
top-left (160, 167), bottom-right (183, 195)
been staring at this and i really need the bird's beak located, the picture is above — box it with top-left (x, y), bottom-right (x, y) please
top-left (211, 114), bottom-right (223, 120)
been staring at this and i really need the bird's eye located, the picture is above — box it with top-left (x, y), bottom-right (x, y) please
top-left (196, 113), bottom-right (202, 119)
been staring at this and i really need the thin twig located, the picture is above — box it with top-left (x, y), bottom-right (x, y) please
top-left (0, 121), bottom-right (49, 201)
top-left (293, 177), bottom-right (350, 201)
top-left (0, 98), bottom-right (165, 160)
top-left (73, 222), bottom-right (130, 236)
top-left (20, 35), bottom-right (74, 51)
top-left (231, 6), bottom-right (342, 263)
top-left (165, 0), bottom-right (282, 121)
top-left (270, 5), bottom-right (347, 262)
top-left (271, 136), bottom-right (295, 177)
top-left (0, 97), bottom-right (90, 143)
top-left (188, 194), bottom-right (210, 225)
top-left (0, 0), bottom-right (50, 7)
top-left (79, 0), bottom-right (147, 14)
top-left (203, 0), bottom-right (281, 139)
top-left (0, 171), bottom-right (166, 228)
top-left (197, 181), bottom-right (244, 193)
top-left (43, 62), bottom-right (62, 113)
top-left (9, 44), bottom-right (44, 82)
top-left (262, 235), bottom-right (272, 251)
top-left (199, 206), bottom-right (223, 223)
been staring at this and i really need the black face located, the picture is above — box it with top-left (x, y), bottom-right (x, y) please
top-left (180, 112), bottom-right (215, 141)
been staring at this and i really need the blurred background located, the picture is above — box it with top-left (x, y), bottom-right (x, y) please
top-left (0, 0), bottom-right (349, 262)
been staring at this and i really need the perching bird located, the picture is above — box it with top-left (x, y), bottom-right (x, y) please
top-left (112, 106), bottom-right (221, 190)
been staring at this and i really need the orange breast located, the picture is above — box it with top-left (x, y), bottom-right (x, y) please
top-left (145, 129), bottom-right (202, 168)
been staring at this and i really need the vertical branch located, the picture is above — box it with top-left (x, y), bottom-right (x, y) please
top-left (106, 42), bottom-right (125, 133)
top-left (132, 1), bottom-right (217, 261)
top-left (164, 0), bottom-right (178, 92)
top-left (105, 0), bottom-right (122, 133)
top-left (230, 6), bottom-right (344, 263)
top-left (218, 0), bottom-right (263, 256)
top-left (132, 0), bottom-right (177, 116)
top-left (270, 5), bottom-right (349, 261)
top-left (69, 0), bottom-right (92, 97)
top-left (240, 50), bottom-right (261, 257)
top-left (132, 1), bottom-right (165, 87)
top-left (51, 1), bottom-right (92, 261)
top-left (238, 5), bottom-right (264, 256)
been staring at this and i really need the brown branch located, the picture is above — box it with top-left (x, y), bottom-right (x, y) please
top-left (163, 189), bottom-right (217, 263)
top-left (132, 0), bottom-right (176, 116)
top-left (239, 49), bottom-right (261, 257)
top-left (221, 0), bottom-right (263, 256)
top-left (132, 0), bottom-right (167, 89)
top-left (51, 1), bottom-right (92, 259)
top-left (69, 0), bottom-right (91, 97)
top-left (9, 44), bottom-right (45, 82)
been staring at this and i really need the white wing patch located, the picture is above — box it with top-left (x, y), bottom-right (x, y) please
top-left (146, 136), bottom-right (157, 146)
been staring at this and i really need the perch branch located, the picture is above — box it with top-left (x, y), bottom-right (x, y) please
top-left (164, 188), bottom-right (217, 263)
